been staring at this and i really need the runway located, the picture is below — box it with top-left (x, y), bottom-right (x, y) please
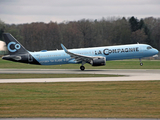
top-left (0, 69), bottom-right (160, 120)
top-left (0, 69), bottom-right (160, 83)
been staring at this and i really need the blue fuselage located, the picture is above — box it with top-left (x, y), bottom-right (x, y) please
top-left (29, 44), bottom-right (158, 65)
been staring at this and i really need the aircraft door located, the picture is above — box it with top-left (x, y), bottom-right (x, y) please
top-left (28, 54), bottom-right (33, 62)
top-left (139, 46), bottom-right (143, 53)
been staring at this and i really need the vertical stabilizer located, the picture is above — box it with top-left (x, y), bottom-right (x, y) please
top-left (3, 33), bottom-right (28, 55)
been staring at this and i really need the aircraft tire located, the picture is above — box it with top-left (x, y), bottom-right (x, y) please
top-left (80, 66), bottom-right (85, 71)
top-left (140, 63), bottom-right (143, 66)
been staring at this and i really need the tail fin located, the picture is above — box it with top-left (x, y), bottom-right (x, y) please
top-left (3, 33), bottom-right (28, 55)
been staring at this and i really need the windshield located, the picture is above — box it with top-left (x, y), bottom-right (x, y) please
top-left (147, 46), bottom-right (152, 50)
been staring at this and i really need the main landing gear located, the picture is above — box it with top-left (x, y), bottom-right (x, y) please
top-left (139, 58), bottom-right (143, 66)
top-left (80, 66), bottom-right (85, 71)
top-left (80, 61), bottom-right (86, 71)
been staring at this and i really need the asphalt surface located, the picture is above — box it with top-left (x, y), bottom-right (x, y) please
top-left (0, 69), bottom-right (160, 83)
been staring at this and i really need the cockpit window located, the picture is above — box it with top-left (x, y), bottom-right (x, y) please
top-left (147, 46), bottom-right (152, 50)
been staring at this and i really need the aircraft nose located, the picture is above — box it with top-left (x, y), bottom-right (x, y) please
top-left (154, 48), bottom-right (159, 54)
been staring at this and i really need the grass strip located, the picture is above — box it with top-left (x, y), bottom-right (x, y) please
top-left (0, 73), bottom-right (121, 79)
top-left (0, 59), bottom-right (160, 69)
top-left (0, 81), bottom-right (160, 118)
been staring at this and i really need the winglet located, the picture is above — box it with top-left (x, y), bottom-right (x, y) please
top-left (61, 44), bottom-right (68, 53)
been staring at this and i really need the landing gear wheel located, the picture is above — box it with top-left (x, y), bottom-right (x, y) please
top-left (139, 58), bottom-right (143, 66)
top-left (140, 63), bottom-right (143, 66)
top-left (80, 66), bottom-right (85, 71)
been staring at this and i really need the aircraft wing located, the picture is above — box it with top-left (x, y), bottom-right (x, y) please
top-left (61, 44), bottom-right (97, 63)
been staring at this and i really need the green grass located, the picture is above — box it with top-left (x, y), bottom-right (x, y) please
top-left (0, 59), bottom-right (160, 69)
top-left (0, 58), bottom-right (160, 118)
top-left (0, 81), bottom-right (160, 118)
top-left (0, 73), bottom-right (121, 79)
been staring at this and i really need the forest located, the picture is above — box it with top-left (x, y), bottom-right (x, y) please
top-left (0, 16), bottom-right (160, 51)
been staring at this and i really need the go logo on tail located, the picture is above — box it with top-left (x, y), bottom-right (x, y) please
top-left (8, 42), bottom-right (21, 52)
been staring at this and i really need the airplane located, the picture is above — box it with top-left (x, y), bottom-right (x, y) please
top-left (2, 33), bottom-right (159, 70)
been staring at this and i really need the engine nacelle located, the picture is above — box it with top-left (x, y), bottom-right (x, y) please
top-left (90, 57), bottom-right (106, 66)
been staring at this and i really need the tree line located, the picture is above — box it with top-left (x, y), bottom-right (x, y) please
top-left (0, 16), bottom-right (160, 51)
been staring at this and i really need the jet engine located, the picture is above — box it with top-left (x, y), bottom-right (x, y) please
top-left (90, 57), bottom-right (106, 66)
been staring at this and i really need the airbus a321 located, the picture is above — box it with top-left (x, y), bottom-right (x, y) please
top-left (2, 33), bottom-right (159, 70)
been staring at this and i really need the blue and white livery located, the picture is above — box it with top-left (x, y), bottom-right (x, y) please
top-left (2, 33), bottom-right (159, 70)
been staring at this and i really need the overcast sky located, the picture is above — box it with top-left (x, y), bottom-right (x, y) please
top-left (0, 0), bottom-right (160, 24)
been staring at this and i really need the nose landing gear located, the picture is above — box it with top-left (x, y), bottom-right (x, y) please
top-left (140, 62), bottom-right (143, 66)
top-left (139, 58), bottom-right (143, 66)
